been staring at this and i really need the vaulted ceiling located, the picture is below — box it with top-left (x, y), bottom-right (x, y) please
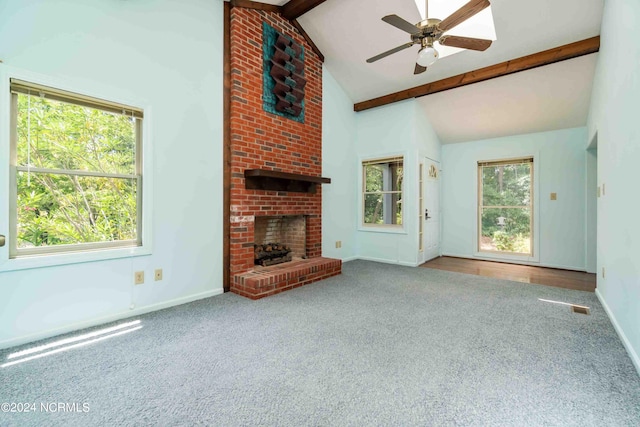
top-left (249, 0), bottom-right (604, 143)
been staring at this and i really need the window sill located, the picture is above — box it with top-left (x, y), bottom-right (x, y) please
top-left (358, 225), bottom-right (407, 235)
top-left (0, 245), bottom-right (151, 272)
top-left (474, 251), bottom-right (539, 263)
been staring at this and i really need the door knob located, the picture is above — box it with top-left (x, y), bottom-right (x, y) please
top-left (0, 235), bottom-right (5, 247)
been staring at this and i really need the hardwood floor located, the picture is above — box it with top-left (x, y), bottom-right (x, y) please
top-left (421, 256), bottom-right (596, 292)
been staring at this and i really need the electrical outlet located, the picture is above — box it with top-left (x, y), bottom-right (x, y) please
top-left (134, 271), bottom-right (144, 285)
top-left (602, 267), bottom-right (605, 279)
top-left (154, 269), bottom-right (163, 281)
top-left (550, 192), bottom-right (557, 201)
top-left (602, 183), bottom-right (605, 196)
top-left (335, 241), bottom-right (342, 248)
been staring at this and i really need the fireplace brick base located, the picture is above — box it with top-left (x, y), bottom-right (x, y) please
top-left (231, 257), bottom-right (342, 300)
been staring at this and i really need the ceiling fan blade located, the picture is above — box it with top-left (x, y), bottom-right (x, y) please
top-left (439, 35), bottom-right (492, 51)
top-left (366, 42), bottom-right (416, 63)
top-left (414, 63), bottom-right (427, 75)
top-left (381, 14), bottom-right (422, 35)
top-left (438, 0), bottom-right (490, 32)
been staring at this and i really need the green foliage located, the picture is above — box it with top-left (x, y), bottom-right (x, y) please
top-left (493, 230), bottom-right (515, 252)
top-left (15, 93), bottom-right (138, 249)
top-left (481, 207), bottom-right (531, 237)
top-left (493, 231), bottom-right (530, 253)
top-left (481, 164), bottom-right (530, 207)
top-left (363, 162), bottom-right (403, 225)
top-left (480, 162), bottom-right (532, 253)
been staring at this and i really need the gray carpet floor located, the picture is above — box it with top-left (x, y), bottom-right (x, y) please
top-left (1, 260), bottom-right (639, 426)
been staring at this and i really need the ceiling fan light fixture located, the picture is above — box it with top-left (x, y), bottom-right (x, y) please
top-left (417, 45), bottom-right (439, 67)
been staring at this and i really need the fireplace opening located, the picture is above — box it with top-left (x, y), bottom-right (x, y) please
top-left (254, 215), bottom-right (306, 266)
top-left (254, 243), bottom-right (292, 266)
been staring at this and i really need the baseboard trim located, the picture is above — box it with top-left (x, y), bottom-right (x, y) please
top-left (355, 256), bottom-right (419, 267)
top-left (596, 289), bottom-right (640, 377)
top-left (0, 289), bottom-right (223, 350)
top-left (440, 253), bottom-right (587, 272)
top-left (340, 256), bottom-right (359, 263)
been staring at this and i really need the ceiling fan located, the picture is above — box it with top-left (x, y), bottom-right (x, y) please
top-left (366, 0), bottom-right (493, 75)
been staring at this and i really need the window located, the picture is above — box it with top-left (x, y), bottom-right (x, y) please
top-left (9, 79), bottom-right (143, 258)
top-left (478, 157), bottom-right (533, 255)
top-left (362, 157), bottom-right (403, 226)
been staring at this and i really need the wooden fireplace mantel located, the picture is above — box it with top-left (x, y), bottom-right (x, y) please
top-left (244, 169), bottom-right (331, 193)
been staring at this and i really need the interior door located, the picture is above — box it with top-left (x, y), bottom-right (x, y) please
top-left (423, 158), bottom-right (441, 262)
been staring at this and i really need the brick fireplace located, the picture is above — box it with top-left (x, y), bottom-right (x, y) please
top-left (228, 6), bottom-right (341, 299)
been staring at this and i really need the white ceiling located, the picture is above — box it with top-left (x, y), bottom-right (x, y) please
top-left (417, 53), bottom-right (598, 144)
top-left (253, 0), bottom-right (604, 144)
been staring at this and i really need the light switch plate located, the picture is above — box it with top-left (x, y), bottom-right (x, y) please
top-left (550, 192), bottom-right (557, 201)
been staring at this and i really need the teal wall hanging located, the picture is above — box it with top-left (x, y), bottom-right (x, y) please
top-left (263, 22), bottom-right (306, 123)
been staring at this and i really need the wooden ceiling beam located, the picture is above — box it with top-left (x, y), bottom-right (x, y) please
top-left (282, 0), bottom-right (328, 20)
top-left (354, 36), bottom-right (600, 112)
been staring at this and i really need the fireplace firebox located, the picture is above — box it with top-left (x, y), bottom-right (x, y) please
top-left (253, 215), bottom-right (306, 267)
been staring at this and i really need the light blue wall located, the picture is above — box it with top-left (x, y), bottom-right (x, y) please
top-left (354, 100), bottom-right (441, 266)
top-left (585, 147), bottom-right (597, 273)
top-left (355, 101), bottom-right (416, 265)
top-left (441, 127), bottom-right (588, 270)
top-left (322, 68), bottom-right (357, 260)
top-left (0, 0), bottom-right (224, 348)
top-left (414, 101), bottom-right (442, 162)
top-left (587, 0), bottom-right (640, 373)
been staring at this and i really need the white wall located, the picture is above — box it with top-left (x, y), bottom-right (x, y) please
top-left (587, 0), bottom-right (640, 373)
top-left (322, 68), bottom-right (357, 260)
top-left (0, 0), bottom-right (224, 348)
top-left (441, 127), bottom-right (587, 270)
top-left (353, 100), bottom-right (441, 266)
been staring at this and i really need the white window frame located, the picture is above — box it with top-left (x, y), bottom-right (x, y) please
top-left (361, 155), bottom-right (404, 230)
top-left (475, 155), bottom-right (539, 263)
top-left (0, 65), bottom-right (153, 272)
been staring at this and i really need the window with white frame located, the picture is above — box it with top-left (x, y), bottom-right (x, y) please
top-left (478, 157), bottom-right (533, 256)
top-left (9, 79), bottom-right (143, 258)
top-left (362, 156), bottom-right (403, 226)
